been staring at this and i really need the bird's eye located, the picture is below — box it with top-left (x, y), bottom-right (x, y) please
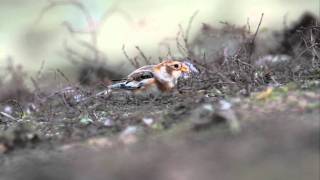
top-left (173, 64), bottom-right (180, 69)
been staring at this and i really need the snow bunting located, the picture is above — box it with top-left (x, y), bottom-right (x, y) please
top-left (107, 60), bottom-right (199, 95)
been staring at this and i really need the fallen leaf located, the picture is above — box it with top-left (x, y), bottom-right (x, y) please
top-left (255, 87), bottom-right (273, 100)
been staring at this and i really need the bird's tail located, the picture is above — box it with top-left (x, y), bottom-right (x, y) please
top-left (94, 83), bottom-right (122, 97)
top-left (109, 82), bottom-right (125, 89)
top-left (96, 81), bottom-right (143, 96)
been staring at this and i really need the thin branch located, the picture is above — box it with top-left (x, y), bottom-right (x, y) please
top-left (246, 17), bottom-right (251, 33)
top-left (251, 13), bottom-right (264, 45)
top-left (122, 45), bottom-right (139, 68)
top-left (176, 27), bottom-right (188, 56)
top-left (56, 69), bottom-right (70, 83)
top-left (0, 112), bottom-right (17, 121)
top-left (135, 46), bottom-right (151, 65)
top-left (185, 10), bottom-right (199, 45)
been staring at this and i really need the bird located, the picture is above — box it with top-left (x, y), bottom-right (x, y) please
top-left (104, 60), bottom-right (199, 95)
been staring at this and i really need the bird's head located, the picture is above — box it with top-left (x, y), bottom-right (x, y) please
top-left (163, 60), bottom-right (190, 78)
top-left (152, 60), bottom-right (199, 90)
top-left (155, 60), bottom-right (199, 79)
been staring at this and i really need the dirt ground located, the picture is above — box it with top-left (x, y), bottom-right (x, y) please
top-left (0, 12), bottom-right (319, 179)
top-left (0, 83), bottom-right (319, 180)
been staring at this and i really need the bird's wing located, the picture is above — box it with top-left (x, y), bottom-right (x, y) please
top-left (109, 81), bottom-right (142, 90)
top-left (128, 69), bottom-right (154, 82)
top-left (127, 65), bottom-right (155, 78)
top-left (110, 65), bottom-right (155, 90)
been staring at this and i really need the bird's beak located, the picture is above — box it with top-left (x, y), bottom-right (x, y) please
top-left (183, 61), bottom-right (199, 74)
top-left (181, 65), bottom-right (190, 73)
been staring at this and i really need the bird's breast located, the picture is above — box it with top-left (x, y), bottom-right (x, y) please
top-left (153, 78), bottom-right (175, 92)
top-left (133, 79), bottom-right (162, 95)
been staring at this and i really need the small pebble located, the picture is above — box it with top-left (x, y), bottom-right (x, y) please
top-left (220, 100), bottom-right (232, 110)
top-left (4, 106), bottom-right (13, 114)
top-left (119, 126), bottom-right (139, 145)
top-left (100, 117), bottom-right (114, 127)
top-left (142, 117), bottom-right (154, 126)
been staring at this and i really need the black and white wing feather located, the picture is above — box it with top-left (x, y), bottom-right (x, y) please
top-left (109, 66), bottom-right (155, 90)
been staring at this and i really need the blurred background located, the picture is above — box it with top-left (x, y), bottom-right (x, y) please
top-left (0, 0), bottom-right (318, 78)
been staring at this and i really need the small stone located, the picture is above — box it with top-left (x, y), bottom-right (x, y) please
top-left (202, 104), bottom-right (214, 112)
top-left (238, 89), bottom-right (247, 96)
top-left (190, 103), bottom-right (240, 133)
top-left (197, 90), bottom-right (206, 95)
top-left (218, 109), bottom-right (241, 133)
top-left (231, 97), bottom-right (242, 104)
top-left (119, 126), bottom-right (139, 145)
top-left (26, 103), bottom-right (38, 114)
top-left (3, 106), bottom-right (13, 114)
top-left (100, 117), bottom-right (114, 127)
top-left (87, 137), bottom-right (113, 149)
top-left (73, 94), bottom-right (85, 103)
top-left (297, 99), bottom-right (308, 109)
top-left (287, 95), bottom-right (298, 103)
top-left (142, 117), bottom-right (154, 126)
top-left (304, 92), bottom-right (317, 98)
top-left (189, 104), bottom-right (215, 129)
top-left (58, 143), bottom-right (82, 151)
top-left (80, 117), bottom-right (93, 125)
top-left (0, 143), bottom-right (8, 154)
top-left (219, 100), bottom-right (232, 110)
top-left (121, 126), bottom-right (138, 137)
